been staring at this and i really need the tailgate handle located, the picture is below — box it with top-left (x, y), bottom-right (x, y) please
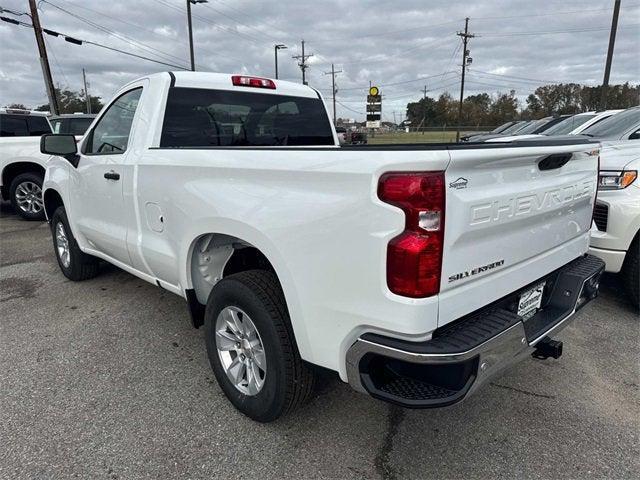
top-left (538, 153), bottom-right (572, 171)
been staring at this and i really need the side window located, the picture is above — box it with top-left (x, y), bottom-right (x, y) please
top-left (85, 88), bottom-right (142, 154)
top-left (27, 116), bottom-right (52, 136)
top-left (0, 115), bottom-right (28, 137)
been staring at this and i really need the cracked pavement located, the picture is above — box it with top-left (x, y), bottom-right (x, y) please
top-left (1, 201), bottom-right (638, 479)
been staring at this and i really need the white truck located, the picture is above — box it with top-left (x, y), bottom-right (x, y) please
top-left (0, 108), bottom-right (52, 220)
top-left (40, 72), bottom-right (604, 422)
top-left (590, 141), bottom-right (639, 307)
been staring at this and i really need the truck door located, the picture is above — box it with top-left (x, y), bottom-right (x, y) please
top-left (69, 87), bottom-right (143, 264)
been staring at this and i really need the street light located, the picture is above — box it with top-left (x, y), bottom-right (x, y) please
top-left (274, 44), bottom-right (287, 79)
top-left (186, 0), bottom-right (208, 71)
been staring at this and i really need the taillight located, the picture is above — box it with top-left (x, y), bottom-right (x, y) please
top-left (231, 75), bottom-right (276, 89)
top-left (378, 172), bottom-right (445, 298)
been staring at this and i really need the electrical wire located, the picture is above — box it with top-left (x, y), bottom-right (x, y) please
top-left (41, 0), bottom-right (190, 68)
top-left (477, 23), bottom-right (640, 37)
top-left (0, 16), bottom-right (189, 70)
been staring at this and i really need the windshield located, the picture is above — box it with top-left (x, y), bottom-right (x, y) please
top-left (544, 114), bottom-right (596, 135)
top-left (516, 118), bottom-right (549, 135)
top-left (491, 121), bottom-right (514, 133)
top-left (501, 121), bottom-right (527, 134)
top-left (580, 108), bottom-right (640, 139)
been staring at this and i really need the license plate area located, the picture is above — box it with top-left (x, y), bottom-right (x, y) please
top-left (517, 282), bottom-right (546, 320)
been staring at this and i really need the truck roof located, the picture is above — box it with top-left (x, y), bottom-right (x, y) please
top-left (156, 72), bottom-right (321, 99)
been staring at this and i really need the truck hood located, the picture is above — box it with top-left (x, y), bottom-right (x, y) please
top-left (599, 141), bottom-right (640, 170)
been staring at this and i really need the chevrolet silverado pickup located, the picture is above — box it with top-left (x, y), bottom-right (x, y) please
top-left (40, 72), bottom-right (604, 422)
top-left (0, 108), bottom-right (52, 220)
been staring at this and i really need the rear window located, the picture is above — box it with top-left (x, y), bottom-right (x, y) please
top-left (160, 88), bottom-right (334, 147)
top-left (27, 116), bottom-right (51, 135)
top-left (0, 114), bottom-right (28, 136)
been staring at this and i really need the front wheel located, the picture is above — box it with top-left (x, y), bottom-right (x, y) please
top-left (50, 206), bottom-right (100, 281)
top-left (204, 270), bottom-right (316, 422)
top-left (9, 172), bottom-right (45, 220)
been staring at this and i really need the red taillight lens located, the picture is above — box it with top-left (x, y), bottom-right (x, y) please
top-left (231, 75), bottom-right (276, 89)
top-left (378, 172), bottom-right (445, 298)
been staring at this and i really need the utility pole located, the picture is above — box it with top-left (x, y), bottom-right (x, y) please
top-left (456, 17), bottom-right (475, 142)
top-left (292, 40), bottom-right (314, 85)
top-left (186, 0), bottom-right (208, 71)
top-left (28, 0), bottom-right (58, 115)
top-left (323, 63), bottom-right (342, 125)
top-left (422, 85), bottom-right (428, 99)
top-left (82, 68), bottom-right (91, 114)
top-left (600, 0), bottom-right (621, 110)
top-left (274, 44), bottom-right (287, 79)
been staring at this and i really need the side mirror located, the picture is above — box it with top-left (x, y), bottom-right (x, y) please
top-left (40, 134), bottom-right (79, 166)
top-left (629, 130), bottom-right (640, 140)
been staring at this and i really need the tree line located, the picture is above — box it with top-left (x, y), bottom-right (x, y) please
top-left (405, 82), bottom-right (639, 127)
top-left (4, 87), bottom-right (104, 114)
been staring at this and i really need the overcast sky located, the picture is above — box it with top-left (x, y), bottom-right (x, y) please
top-left (0, 0), bottom-right (638, 121)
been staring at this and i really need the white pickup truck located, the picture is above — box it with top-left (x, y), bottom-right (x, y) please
top-left (40, 72), bottom-right (604, 422)
top-left (0, 108), bottom-right (52, 220)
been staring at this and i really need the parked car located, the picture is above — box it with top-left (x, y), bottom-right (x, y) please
top-left (459, 121), bottom-right (518, 141)
top-left (347, 130), bottom-right (367, 144)
top-left (49, 113), bottom-right (96, 136)
top-left (40, 72), bottom-right (603, 422)
top-left (463, 120), bottom-right (530, 142)
top-left (590, 142), bottom-right (639, 307)
top-left (580, 106), bottom-right (640, 141)
top-left (0, 108), bottom-right (51, 137)
top-left (542, 110), bottom-right (623, 137)
top-left (335, 126), bottom-right (347, 144)
top-left (0, 108), bottom-right (52, 220)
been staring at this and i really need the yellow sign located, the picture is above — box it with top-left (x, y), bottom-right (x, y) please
top-left (369, 86), bottom-right (379, 96)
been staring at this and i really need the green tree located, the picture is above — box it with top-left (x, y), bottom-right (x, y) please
top-left (35, 87), bottom-right (103, 114)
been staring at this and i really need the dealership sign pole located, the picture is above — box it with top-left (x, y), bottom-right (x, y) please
top-left (366, 86), bottom-right (381, 130)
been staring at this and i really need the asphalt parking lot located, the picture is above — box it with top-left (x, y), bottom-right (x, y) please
top-left (0, 202), bottom-right (638, 480)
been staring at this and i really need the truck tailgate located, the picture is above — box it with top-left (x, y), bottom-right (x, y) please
top-left (438, 142), bottom-right (598, 325)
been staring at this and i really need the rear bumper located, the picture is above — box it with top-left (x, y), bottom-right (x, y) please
top-left (588, 245), bottom-right (626, 273)
top-left (345, 254), bottom-right (605, 408)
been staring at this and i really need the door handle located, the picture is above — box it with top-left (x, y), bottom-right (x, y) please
top-left (104, 171), bottom-right (120, 181)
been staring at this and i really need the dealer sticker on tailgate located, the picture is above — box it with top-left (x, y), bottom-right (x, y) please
top-left (518, 282), bottom-right (545, 320)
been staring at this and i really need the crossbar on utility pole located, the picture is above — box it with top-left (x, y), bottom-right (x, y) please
top-left (600, 0), bottom-right (621, 110)
top-left (28, 0), bottom-right (58, 115)
top-left (456, 17), bottom-right (474, 142)
top-left (324, 63), bottom-right (342, 125)
top-left (292, 40), bottom-right (314, 85)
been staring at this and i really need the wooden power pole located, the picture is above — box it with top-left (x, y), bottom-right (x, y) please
top-left (28, 0), bottom-right (58, 115)
top-left (324, 63), bottom-right (342, 125)
top-left (456, 17), bottom-right (474, 142)
top-left (292, 40), bottom-right (314, 85)
top-left (82, 68), bottom-right (91, 114)
top-left (600, 0), bottom-right (622, 110)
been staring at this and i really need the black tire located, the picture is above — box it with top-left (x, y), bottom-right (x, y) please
top-left (621, 237), bottom-right (639, 309)
top-left (50, 206), bottom-right (100, 281)
top-left (204, 270), bottom-right (315, 422)
top-left (9, 172), bottom-right (45, 221)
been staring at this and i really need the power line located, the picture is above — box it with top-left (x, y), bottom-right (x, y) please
top-left (476, 23), bottom-right (639, 37)
top-left (467, 69), bottom-right (558, 85)
top-left (199, 1), bottom-right (283, 42)
top-left (0, 16), bottom-right (189, 70)
top-left (41, 0), bottom-right (189, 67)
top-left (152, 0), bottom-right (266, 46)
top-left (471, 4), bottom-right (639, 21)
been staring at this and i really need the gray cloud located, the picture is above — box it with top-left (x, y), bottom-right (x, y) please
top-left (0, 0), bottom-right (638, 120)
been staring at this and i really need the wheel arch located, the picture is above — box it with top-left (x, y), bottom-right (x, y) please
top-left (182, 226), bottom-right (311, 363)
top-left (43, 188), bottom-right (65, 222)
top-left (2, 161), bottom-right (45, 190)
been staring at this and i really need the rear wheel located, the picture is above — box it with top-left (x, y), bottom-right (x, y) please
top-left (204, 270), bottom-right (316, 422)
top-left (50, 206), bottom-right (100, 281)
top-left (9, 172), bottom-right (45, 221)
top-left (622, 237), bottom-right (639, 308)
